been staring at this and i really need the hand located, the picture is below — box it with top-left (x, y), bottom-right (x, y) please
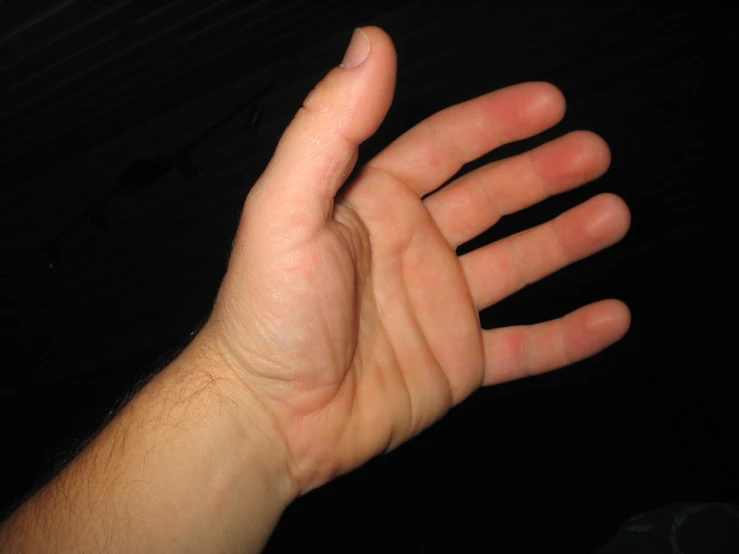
top-left (204, 27), bottom-right (631, 498)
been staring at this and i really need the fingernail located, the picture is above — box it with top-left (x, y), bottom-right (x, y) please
top-left (341, 28), bottom-right (370, 69)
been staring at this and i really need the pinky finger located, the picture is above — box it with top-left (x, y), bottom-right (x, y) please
top-left (481, 299), bottom-right (631, 387)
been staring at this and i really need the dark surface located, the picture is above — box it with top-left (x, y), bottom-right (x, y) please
top-left (594, 503), bottom-right (739, 554)
top-left (0, 1), bottom-right (735, 552)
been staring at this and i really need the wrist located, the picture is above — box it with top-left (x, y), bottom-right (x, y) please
top-left (0, 327), bottom-right (298, 554)
top-left (146, 327), bottom-right (300, 547)
top-left (176, 325), bottom-right (300, 506)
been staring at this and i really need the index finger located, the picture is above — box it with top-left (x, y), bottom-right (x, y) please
top-left (365, 82), bottom-right (566, 198)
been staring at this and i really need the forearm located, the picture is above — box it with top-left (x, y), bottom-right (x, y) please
top-left (0, 331), bottom-right (297, 553)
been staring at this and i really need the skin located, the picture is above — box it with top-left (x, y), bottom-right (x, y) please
top-left (0, 26), bottom-right (630, 553)
top-left (207, 26), bottom-right (631, 496)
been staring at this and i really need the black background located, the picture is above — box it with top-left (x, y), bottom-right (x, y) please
top-left (0, 1), bottom-right (735, 552)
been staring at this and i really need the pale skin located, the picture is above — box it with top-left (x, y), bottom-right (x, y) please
top-left (0, 27), bottom-right (631, 553)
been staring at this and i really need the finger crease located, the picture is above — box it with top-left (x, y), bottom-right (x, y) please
top-left (506, 235), bottom-right (530, 291)
top-left (526, 151), bottom-right (551, 201)
top-left (423, 119), bottom-right (465, 168)
top-left (473, 168), bottom-right (501, 221)
top-left (522, 325), bottom-right (536, 378)
top-left (549, 221), bottom-right (571, 266)
top-left (556, 318), bottom-right (571, 368)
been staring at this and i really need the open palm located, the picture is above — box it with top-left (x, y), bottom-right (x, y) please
top-left (205, 27), bottom-right (631, 497)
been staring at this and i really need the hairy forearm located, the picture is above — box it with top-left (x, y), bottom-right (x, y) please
top-left (0, 331), bottom-right (296, 553)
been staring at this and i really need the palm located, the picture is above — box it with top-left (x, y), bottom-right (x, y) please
top-left (333, 170), bottom-right (485, 447)
top-left (207, 33), bottom-right (631, 497)
top-left (213, 179), bottom-right (481, 495)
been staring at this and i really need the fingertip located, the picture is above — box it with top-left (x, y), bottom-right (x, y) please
top-left (351, 26), bottom-right (397, 76)
top-left (359, 25), bottom-right (396, 50)
top-left (611, 298), bottom-right (631, 323)
top-left (340, 28), bottom-right (371, 69)
top-left (570, 130), bottom-right (612, 176)
top-left (620, 300), bottom-right (632, 331)
top-left (334, 26), bottom-right (397, 142)
top-left (609, 299), bottom-right (632, 340)
top-left (589, 299), bottom-right (631, 340)
top-left (536, 82), bottom-right (567, 121)
top-left (599, 193), bottom-right (632, 239)
top-left (512, 82), bottom-right (566, 132)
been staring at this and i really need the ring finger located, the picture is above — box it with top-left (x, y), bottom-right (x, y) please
top-left (461, 193), bottom-right (631, 312)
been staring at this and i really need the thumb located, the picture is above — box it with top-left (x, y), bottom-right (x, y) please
top-left (248, 26), bottom-right (397, 238)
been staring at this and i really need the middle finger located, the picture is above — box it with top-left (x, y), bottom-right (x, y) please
top-left (425, 130), bottom-right (612, 249)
